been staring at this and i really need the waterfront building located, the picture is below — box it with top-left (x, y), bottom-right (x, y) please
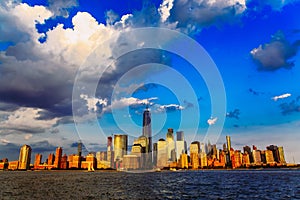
top-left (78, 141), bottom-right (82, 157)
top-left (226, 136), bottom-right (232, 160)
top-left (252, 149), bottom-right (262, 165)
top-left (178, 153), bottom-right (188, 169)
top-left (54, 147), bottom-right (62, 169)
top-left (243, 145), bottom-right (253, 163)
top-left (34, 154), bottom-right (42, 169)
top-left (153, 143), bottom-right (158, 166)
top-left (114, 134), bottom-right (128, 162)
top-left (267, 145), bottom-right (280, 163)
top-left (123, 155), bottom-right (140, 170)
top-left (242, 153), bottom-right (250, 167)
top-left (60, 153), bottom-right (68, 169)
top-left (107, 136), bottom-right (114, 168)
top-left (8, 161), bottom-right (19, 170)
top-left (200, 152), bottom-right (208, 168)
top-left (190, 153), bottom-right (199, 169)
top-left (166, 128), bottom-right (175, 162)
top-left (265, 150), bottom-right (275, 165)
top-left (219, 151), bottom-right (226, 167)
top-left (142, 108), bottom-right (152, 156)
top-left (200, 143), bottom-right (205, 153)
top-left (48, 153), bottom-right (55, 166)
top-left (18, 144), bottom-right (32, 170)
top-left (232, 150), bottom-right (242, 168)
top-left (157, 139), bottom-right (168, 168)
top-left (175, 131), bottom-right (187, 161)
top-left (278, 146), bottom-right (286, 164)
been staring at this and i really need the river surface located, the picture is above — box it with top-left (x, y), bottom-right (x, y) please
top-left (0, 169), bottom-right (299, 199)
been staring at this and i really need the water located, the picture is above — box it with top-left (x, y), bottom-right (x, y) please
top-left (1, 170), bottom-right (300, 199)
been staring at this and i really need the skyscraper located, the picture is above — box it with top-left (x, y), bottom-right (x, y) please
top-left (142, 108), bottom-right (152, 154)
top-left (226, 135), bottom-right (232, 162)
top-left (176, 131), bottom-right (186, 161)
top-left (18, 144), bottom-right (32, 170)
top-left (114, 134), bottom-right (128, 161)
top-left (78, 141), bottom-right (82, 157)
top-left (166, 128), bottom-right (175, 161)
top-left (54, 147), bottom-right (62, 169)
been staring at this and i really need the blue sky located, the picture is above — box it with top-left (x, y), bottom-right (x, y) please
top-left (0, 0), bottom-right (300, 163)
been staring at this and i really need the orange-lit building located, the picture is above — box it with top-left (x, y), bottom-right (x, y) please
top-left (190, 153), bottom-right (199, 169)
top-left (60, 154), bottom-right (68, 169)
top-left (54, 147), bottom-right (62, 169)
top-left (34, 154), bottom-right (42, 169)
top-left (8, 161), bottom-right (19, 170)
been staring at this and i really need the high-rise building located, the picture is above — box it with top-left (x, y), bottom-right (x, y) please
top-left (54, 147), bottom-right (62, 169)
top-left (107, 136), bottom-right (113, 152)
top-left (278, 146), bottom-right (286, 164)
top-left (60, 154), bottom-right (68, 169)
top-left (175, 131), bottom-right (186, 161)
top-left (252, 149), bottom-right (262, 165)
top-left (78, 141), bottom-right (82, 157)
top-left (48, 153), bottom-right (55, 165)
top-left (226, 136), bottom-right (231, 152)
top-left (18, 144), bottom-right (32, 170)
top-left (114, 134), bottom-right (128, 161)
top-left (142, 108), bottom-right (152, 153)
top-left (266, 145), bottom-right (280, 163)
top-left (166, 128), bottom-right (175, 162)
top-left (34, 153), bottom-right (42, 169)
top-left (157, 139), bottom-right (168, 168)
top-left (265, 150), bottom-right (275, 165)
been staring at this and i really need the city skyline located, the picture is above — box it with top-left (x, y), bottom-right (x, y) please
top-left (0, 0), bottom-right (300, 164)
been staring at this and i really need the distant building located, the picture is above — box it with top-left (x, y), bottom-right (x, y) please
top-left (175, 131), bottom-right (187, 161)
top-left (54, 147), bottom-right (62, 169)
top-left (114, 134), bottom-right (128, 162)
top-left (142, 108), bottom-right (152, 157)
top-left (190, 153), bottom-right (199, 169)
top-left (123, 155), bottom-right (140, 170)
top-left (200, 152), bottom-right (207, 168)
top-left (226, 136), bottom-right (231, 160)
top-left (18, 144), bottom-right (32, 170)
top-left (34, 154), bottom-right (42, 169)
top-left (60, 154), bottom-right (68, 169)
top-left (278, 146), bottom-right (286, 164)
top-left (265, 150), bottom-right (275, 165)
top-left (178, 153), bottom-right (188, 169)
top-left (252, 149), bottom-right (262, 165)
top-left (48, 153), bottom-right (55, 166)
top-left (267, 145), bottom-right (280, 163)
top-left (166, 128), bottom-right (175, 162)
top-left (157, 139), bottom-right (168, 168)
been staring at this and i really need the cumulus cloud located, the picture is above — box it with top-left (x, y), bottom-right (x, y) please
top-left (207, 117), bottom-right (218, 125)
top-left (250, 31), bottom-right (300, 71)
top-left (272, 93), bottom-right (291, 101)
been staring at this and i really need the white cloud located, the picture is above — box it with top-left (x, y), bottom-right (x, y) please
top-left (158, 0), bottom-right (174, 22)
top-left (207, 117), bottom-right (218, 125)
top-left (80, 94), bottom-right (108, 112)
top-left (156, 104), bottom-right (185, 113)
top-left (272, 93), bottom-right (291, 101)
top-left (0, 107), bottom-right (60, 134)
top-left (106, 97), bottom-right (157, 111)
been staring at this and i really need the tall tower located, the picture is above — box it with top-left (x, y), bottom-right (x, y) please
top-left (78, 141), bottom-right (82, 157)
top-left (166, 128), bottom-right (175, 161)
top-left (142, 107), bottom-right (152, 154)
top-left (18, 144), bottom-right (32, 170)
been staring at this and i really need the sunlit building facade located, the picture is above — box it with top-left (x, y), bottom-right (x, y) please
top-left (114, 134), bottom-right (128, 162)
top-left (18, 144), bottom-right (32, 170)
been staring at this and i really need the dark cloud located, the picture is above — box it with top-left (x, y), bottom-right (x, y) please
top-left (168, 0), bottom-right (245, 34)
top-left (226, 109), bottom-right (240, 119)
top-left (31, 140), bottom-right (57, 153)
top-left (251, 31), bottom-right (300, 71)
top-left (279, 99), bottom-right (300, 115)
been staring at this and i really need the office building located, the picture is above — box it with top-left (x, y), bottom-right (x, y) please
top-left (278, 146), bottom-right (286, 164)
top-left (18, 144), bottom-right (32, 170)
top-left (157, 139), bottom-right (168, 168)
top-left (142, 108), bottom-right (152, 155)
top-left (34, 154), bottom-right (42, 169)
top-left (78, 141), bottom-right (82, 157)
top-left (175, 131), bottom-right (186, 161)
top-left (252, 149), bottom-right (262, 165)
top-left (114, 134), bottom-right (128, 161)
top-left (54, 147), bottom-right (62, 169)
top-left (166, 128), bottom-right (175, 162)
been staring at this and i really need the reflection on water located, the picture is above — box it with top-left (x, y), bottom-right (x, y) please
top-left (0, 170), bottom-right (300, 199)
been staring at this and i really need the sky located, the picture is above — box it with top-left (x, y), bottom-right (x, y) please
top-left (0, 0), bottom-right (300, 163)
